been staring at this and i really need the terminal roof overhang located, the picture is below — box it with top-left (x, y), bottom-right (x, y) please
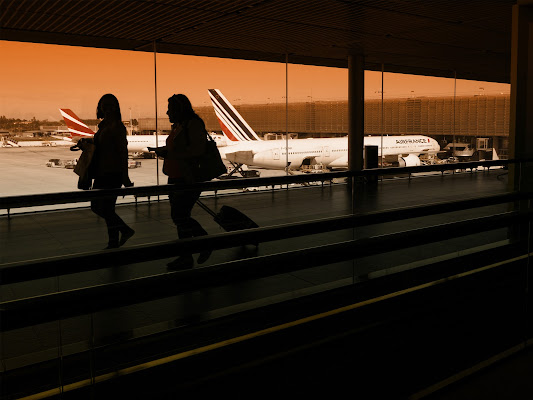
top-left (1, 0), bottom-right (516, 83)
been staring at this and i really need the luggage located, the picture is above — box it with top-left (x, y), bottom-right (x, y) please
top-left (71, 140), bottom-right (95, 190)
top-left (196, 200), bottom-right (258, 231)
top-left (194, 133), bottom-right (228, 182)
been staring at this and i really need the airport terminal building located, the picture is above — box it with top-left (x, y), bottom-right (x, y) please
top-left (5, 1), bottom-right (533, 399)
top-left (137, 94), bottom-right (510, 156)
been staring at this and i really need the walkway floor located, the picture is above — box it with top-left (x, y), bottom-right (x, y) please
top-left (425, 344), bottom-right (533, 399)
top-left (0, 168), bottom-right (516, 381)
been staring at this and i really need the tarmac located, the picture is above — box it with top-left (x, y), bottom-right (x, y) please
top-left (0, 145), bottom-right (175, 198)
top-left (0, 145), bottom-right (289, 214)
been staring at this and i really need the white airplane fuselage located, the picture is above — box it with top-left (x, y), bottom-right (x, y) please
top-left (218, 135), bottom-right (440, 169)
top-left (71, 133), bottom-right (226, 154)
top-left (124, 135), bottom-right (169, 153)
top-left (124, 133), bottom-right (226, 153)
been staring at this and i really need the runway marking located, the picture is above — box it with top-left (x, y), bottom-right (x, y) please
top-left (16, 254), bottom-right (530, 400)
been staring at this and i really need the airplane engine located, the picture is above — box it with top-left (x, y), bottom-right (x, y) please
top-left (399, 154), bottom-right (421, 167)
top-left (252, 149), bottom-right (279, 168)
top-left (327, 155), bottom-right (348, 169)
top-left (139, 149), bottom-right (157, 158)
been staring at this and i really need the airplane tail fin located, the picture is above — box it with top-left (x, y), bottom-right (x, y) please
top-left (208, 89), bottom-right (261, 142)
top-left (59, 109), bottom-right (95, 139)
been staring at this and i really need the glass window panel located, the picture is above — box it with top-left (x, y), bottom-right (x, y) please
top-left (154, 52), bottom-right (286, 181)
top-left (1, 39), bottom-right (523, 400)
top-left (0, 40), bottom-right (154, 210)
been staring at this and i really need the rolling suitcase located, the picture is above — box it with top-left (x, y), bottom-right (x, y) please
top-left (196, 200), bottom-right (259, 232)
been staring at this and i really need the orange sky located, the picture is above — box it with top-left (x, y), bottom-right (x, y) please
top-left (1, 40), bottom-right (510, 121)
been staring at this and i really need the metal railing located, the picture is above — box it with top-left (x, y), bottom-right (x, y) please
top-left (1, 189), bottom-right (527, 332)
top-left (0, 158), bottom-right (510, 218)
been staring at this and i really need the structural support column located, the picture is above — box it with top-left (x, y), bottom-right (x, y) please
top-left (509, 3), bottom-right (533, 255)
top-left (509, 3), bottom-right (533, 192)
top-left (348, 54), bottom-right (365, 173)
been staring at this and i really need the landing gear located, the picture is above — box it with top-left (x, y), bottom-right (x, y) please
top-left (223, 162), bottom-right (260, 178)
top-left (284, 165), bottom-right (296, 175)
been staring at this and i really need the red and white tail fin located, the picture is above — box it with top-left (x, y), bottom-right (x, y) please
top-left (59, 109), bottom-right (95, 139)
top-left (208, 89), bottom-right (262, 142)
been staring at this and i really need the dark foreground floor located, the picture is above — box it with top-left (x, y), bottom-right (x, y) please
top-left (425, 344), bottom-right (533, 400)
top-left (4, 168), bottom-right (529, 399)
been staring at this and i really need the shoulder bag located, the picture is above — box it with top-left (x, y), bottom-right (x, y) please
top-left (72, 140), bottom-right (95, 190)
top-left (194, 132), bottom-right (227, 182)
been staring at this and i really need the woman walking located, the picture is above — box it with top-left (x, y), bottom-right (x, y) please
top-left (89, 93), bottom-right (135, 249)
top-left (149, 94), bottom-right (210, 269)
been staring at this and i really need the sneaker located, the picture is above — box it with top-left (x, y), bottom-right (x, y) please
top-left (167, 255), bottom-right (194, 270)
top-left (119, 228), bottom-right (135, 247)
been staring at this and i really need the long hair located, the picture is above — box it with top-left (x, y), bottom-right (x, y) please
top-left (97, 93), bottom-right (122, 120)
top-left (168, 94), bottom-right (200, 123)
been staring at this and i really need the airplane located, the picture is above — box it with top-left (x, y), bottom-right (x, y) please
top-left (59, 108), bottom-right (169, 155)
top-left (208, 89), bottom-right (441, 173)
top-left (59, 108), bottom-right (227, 155)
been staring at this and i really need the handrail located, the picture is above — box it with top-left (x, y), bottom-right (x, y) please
top-left (0, 158), bottom-right (511, 213)
top-left (1, 210), bottom-right (527, 332)
top-left (0, 191), bottom-right (525, 285)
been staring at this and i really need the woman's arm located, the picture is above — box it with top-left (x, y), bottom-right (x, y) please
top-left (147, 146), bottom-right (168, 157)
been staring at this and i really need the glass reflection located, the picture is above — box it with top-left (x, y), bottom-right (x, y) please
top-left (0, 39), bottom-right (520, 399)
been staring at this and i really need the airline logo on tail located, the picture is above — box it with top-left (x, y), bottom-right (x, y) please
top-left (208, 89), bottom-right (261, 142)
top-left (59, 109), bottom-right (95, 139)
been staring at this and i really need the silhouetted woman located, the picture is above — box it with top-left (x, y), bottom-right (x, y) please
top-left (149, 94), bottom-right (210, 270)
top-left (90, 93), bottom-right (135, 249)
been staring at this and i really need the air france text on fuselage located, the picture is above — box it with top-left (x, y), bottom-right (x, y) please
top-left (395, 138), bottom-right (429, 144)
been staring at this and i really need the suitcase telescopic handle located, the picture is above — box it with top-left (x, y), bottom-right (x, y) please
top-left (196, 200), bottom-right (217, 217)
